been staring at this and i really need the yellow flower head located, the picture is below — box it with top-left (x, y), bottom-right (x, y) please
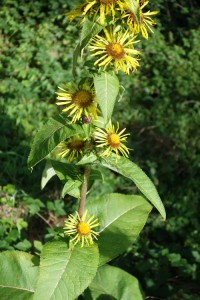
top-left (57, 136), bottom-right (85, 162)
top-left (64, 211), bottom-right (99, 247)
top-left (56, 81), bottom-right (98, 123)
top-left (120, 0), bottom-right (158, 39)
top-left (94, 121), bottom-right (130, 158)
top-left (67, 0), bottom-right (120, 25)
top-left (89, 27), bottom-right (140, 74)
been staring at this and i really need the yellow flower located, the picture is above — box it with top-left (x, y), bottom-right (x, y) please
top-left (56, 81), bottom-right (98, 123)
top-left (120, 0), bottom-right (158, 39)
top-left (67, 0), bottom-right (120, 25)
top-left (94, 121), bottom-right (130, 158)
top-left (64, 210), bottom-right (99, 247)
top-left (57, 136), bottom-right (85, 162)
top-left (89, 27), bottom-right (140, 74)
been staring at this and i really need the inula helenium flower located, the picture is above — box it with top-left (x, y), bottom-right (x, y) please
top-left (64, 211), bottom-right (99, 247)
top-left (89, 27), bottom-right (140, 74)
top-left (120, 0), bottom-right (158, 39)
top-left (56, 81), bottom-right (98, 123)
top-left (94, 121), bottom-right (130, 158)
top-left (57, 136), bottom-right (85, 162)
top-left (67, 0), bottom-right (120, 25)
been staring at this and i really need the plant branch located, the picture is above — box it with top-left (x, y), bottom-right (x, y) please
top-left (78, 166), bottom-right (90, 218)
top-left (36, 212), bottom-right (53, 228)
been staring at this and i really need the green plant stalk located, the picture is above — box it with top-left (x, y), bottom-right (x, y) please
top-left (78, 166), bottom-right (90, 218)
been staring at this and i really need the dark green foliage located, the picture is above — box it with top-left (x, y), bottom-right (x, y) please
top-left (0, 0), bottom-right (200, 299)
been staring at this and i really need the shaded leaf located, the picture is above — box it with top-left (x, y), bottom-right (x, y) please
top-left (80, 19), bottom-right (103, 44)
top-left (89, 265), bottom-right (143, 300)
top-left (86, 193), bottom-right (152, 265)
top-left (73, 19), bottom-right (103, 76)
top-left (33, 240), bottom-right (99, 300)
top-left (0, 251), bottom-right (39, 300)
top-left (28, 115), bottom-right (84, 169)
top-left (51, 160), bottom-right (79, 183)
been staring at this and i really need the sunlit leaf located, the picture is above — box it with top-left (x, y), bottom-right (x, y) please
top-left (86, 193), bottom-right (152, 265)
top-left (94, 72), bottom-right (119, 123)
top-left (33, 239), bottom-right (99, 300)
top-left (0, 251), bottom-right (39, 300)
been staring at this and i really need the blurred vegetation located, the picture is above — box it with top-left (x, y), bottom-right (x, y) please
top-left (0, 0), bottom-right (200, 299)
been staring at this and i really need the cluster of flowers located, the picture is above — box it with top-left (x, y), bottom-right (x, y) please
top-left (68, 0), bottom-right (158, 74)
top-left (56, 80), bottom-right (130, 162)
top-left (58, 0), bottom-right (158, 247)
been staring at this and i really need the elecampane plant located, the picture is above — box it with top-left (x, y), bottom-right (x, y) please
top-left (0, 1), bottom-right (165, 299)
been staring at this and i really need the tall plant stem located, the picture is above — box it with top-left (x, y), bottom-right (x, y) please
top-left (78, 166), bottom-right (90, 218)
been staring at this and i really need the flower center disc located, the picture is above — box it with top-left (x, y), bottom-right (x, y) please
top-left (72, 90), bottom-right (93, 108)
top-left (77, 221), bottom-right (91, 235)
top-left (67, 139), bottom-right (84, 150)
top-left (108, 133), bottom-right (120, 148)
top-left (106, 42), bottom-right (125, 60)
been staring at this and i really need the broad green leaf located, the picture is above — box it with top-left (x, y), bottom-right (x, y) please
top-left (77, 153), bottom-right (97, 165)
top-left (28, 115), bottom-right (84, 169)
top-left (51, 160), bottom-right (79, 183)
top-left (41, 160), bottom-right (56, 189)
top-left (62, 179), bottom-right (82, 198)
top-left (33, 240), bottom-right (99, 300)
top-left (89, 265), bottom-right (143, 300)
top-left (0, 251), bottom-right (39, 300)
top-left (86, 193), bottom-right (152, 265)
top-left (99, 156), bottom-right (166, 220)
top-left (94, 72), bottom-right (119, 123)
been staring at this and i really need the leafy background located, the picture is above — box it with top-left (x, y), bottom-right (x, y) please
top-left (0, 0), bottom-right (200, 299)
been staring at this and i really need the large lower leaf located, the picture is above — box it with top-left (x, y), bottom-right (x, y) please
top-left (99, 156), bottom-right (166, 220)
top-left (0, 251), bottom-right (39, 300)
top-left (88, 265), bottom-right (143, 300)
top-left (33, 240), bottom-right (99, 300)
top-left (28, 115), bottom-right (84, 169)
top-left (86, 193), bottom-right (152, 265)
top-left (94, 72), bottom-right (119, 123)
